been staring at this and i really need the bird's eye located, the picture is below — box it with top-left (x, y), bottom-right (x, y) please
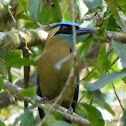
top-left (62, 26), bottom-right (67, 31)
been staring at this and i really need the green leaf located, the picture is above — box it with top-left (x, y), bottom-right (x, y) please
top-left (42, 104), bottom-right (69, 125)
top-left (83, 0), bottom-right (102, 9)
top-left (122, 109), bottom-right (126, 126)
top-left (15, 2), bottom-right (26, 16)
top-left (94, 44), bottom-right (111, 73)
top-left (112, 39), bottom-right (126, 68)
top-left (104, 102), bottom-right (115, 116)
top-left (53, 112), bottom-right (64, 121)
top-left (90, 90), bottom-right (115, 115)
top-left (97, 19), bottom-right (108, 37)
top-left (116, 0), bottom-right (126, 11)
top-left (42, 104), bottom-right (69, 126)
top-left (29, 0), bottom-right (41, 21)
top-left (76, 105), bottom-right (87, 118)
top-left (109, 52), bottom-right (119, 72)
top-left (62, 7), bottom-right (71, 21)
top-left (0, 120), bottom-right (5, 126)
top-left (17, 13), bottom-right (31, 20)
top-left (60, 0), bottom-right (71, 21)
top-left (37, 0), bottom-right (62, 25)
top-left (77, 38), bottom-right (94, 71)
top-left (76, 0), bottom-right (88, 19)
top-left (47, 114), bottom-right (69, 126)
top-left (19, 86), bottom-right (37, 97)
top-left (83, 68), bottom-right (101, 82)
top-left (84, 68), bottom-right (126, 91)
top-left (0, 77), bottom-right (4, 91)
top-left (16, 0), bottom-right (29, 14)
top-left (61, 0), bottom-right (84, 21)
top-left (24, 20), bottom-right (39, 29)
top-left (106, 16), bottom-right (117, 31)
top-left (107, 0), bottom-right (123, 26)
top-left (82, 103), bottom-right (104, 126)
top-left (4, 51), bottom-right (37, 68)
top-left (0, 57), bottom-right (7, 79)
top-left (90, 90), bottom-right (105, 108)
top-left (80, 18), bottom-right (96, 28)
top-left (77, 38), bottom-right (94, 60)
top-left (13, 105), bottom-right (37, 126)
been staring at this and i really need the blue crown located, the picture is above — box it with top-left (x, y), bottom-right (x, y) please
top-left (52, 21), bottom-right (79, 28)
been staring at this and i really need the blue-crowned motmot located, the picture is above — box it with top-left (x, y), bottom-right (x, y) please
top-left (36, 21), bottom-right (95, 119)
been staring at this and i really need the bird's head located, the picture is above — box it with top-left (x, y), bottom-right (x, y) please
top-left (45, 21), bottom-right (95, 47)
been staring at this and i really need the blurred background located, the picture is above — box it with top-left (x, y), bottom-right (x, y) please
top-left (0, 0), bottom-right (126, 126)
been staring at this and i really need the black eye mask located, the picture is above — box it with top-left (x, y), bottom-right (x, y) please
top-left (51, 25), bottom-right (79, 38)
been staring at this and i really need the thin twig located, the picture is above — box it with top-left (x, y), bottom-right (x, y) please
top-left (7, 6), bottom-right (18, 29)
top-left (71, 0), bottom-right (77, 53)
top-left (80, 68), bottom-right (95, 82)
top-left (105, 56), bottom-right (119, 73)
top-left (111, 82), bottom-right (124, 112)
top-left (22, 48), bottom-right (30, 108)
top-left (80, 55), bottom-right (119, 82)
top-left (80, 49), bottom-right (113, 82)
top-left (79, 54), bottom-right (119, 102)
top-left (108, 69), bottom-right (124, 112)
top-left (78, 94), bottom-right (86, 103)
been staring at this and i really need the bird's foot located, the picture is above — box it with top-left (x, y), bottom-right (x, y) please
top-left (42, 97), bottom-right (48, 101)
top-left (66, 107), bottom-right (73, 115)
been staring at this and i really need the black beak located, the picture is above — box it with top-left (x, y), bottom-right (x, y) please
top-left (76, 27), bottom-right (96, 36)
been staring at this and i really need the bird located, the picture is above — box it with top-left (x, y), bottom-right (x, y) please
top-left (36, 21), bottom-right (95, 119)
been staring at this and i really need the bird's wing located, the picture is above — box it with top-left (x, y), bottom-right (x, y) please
top-left (72, 75), bottom-right (79, 112)
top-left (35, 73), bottom-right (44, 119)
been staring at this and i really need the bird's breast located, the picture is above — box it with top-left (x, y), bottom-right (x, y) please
top-left (37, 43), bottom-right (75, 100)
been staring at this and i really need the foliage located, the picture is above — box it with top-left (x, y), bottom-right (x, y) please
top-left (0, 0), bottom-right (126, 126)
top-left (0, 120), bottom-right (5, 126)
top-left (12, 104), bottom-right (38, 126)
top-left (19, 86), bottom-right (37, 97)
top-left (81, 103), bottom-right (104, 126)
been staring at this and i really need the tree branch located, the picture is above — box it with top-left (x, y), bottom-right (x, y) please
top-left (3, 80), bottom-right (90, 126)
top-left (106, 31), bottom-right (126, 43)
top-left (0, 1), bottom-right (18, 31)
top-left (0, 28), bottom-right (48, 50)
top-left (22, 48), bottom-right (30, 108)
top-left (1, 29), bottom-right (126, 50)
top-left (0, 92), bottom-right (12, 109)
